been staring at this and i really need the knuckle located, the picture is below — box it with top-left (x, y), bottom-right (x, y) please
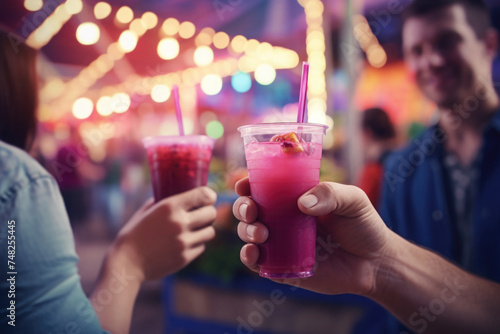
top-left (200, 186), bottom-right (216, 203)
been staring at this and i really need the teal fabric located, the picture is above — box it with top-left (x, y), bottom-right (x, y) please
top-left (0, 141), bottom-right (107, 333)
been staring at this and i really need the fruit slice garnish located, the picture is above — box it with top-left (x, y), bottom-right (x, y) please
top-left (270, 132), bottom-right (304, 153)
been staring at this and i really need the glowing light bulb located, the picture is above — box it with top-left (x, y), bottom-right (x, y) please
top-left (151, 84), bottom-right (171, 103)
top-left (213, 32), bottom-right (229, 49)
top-left (72, 98), bottom-right (94, 119)
top-left (157, 38), bottom-right (179, 60)
top-left (193, 46), bottom-right (214, 67)
top-left (254, 64), bottom-right (276, 85)
top-left (76, 22), bottom-right (100, 45)
top-left (141, 11), bottom-right (158, 29)
top-left (112, 93), bottom-right (130, 113)
top-left (24, 0), bottom-right (43, 11)
top-left (116, 6), bottom-right (133, 24)
top-left (162, 18), bottom-right (179, 36)
top-left (179, 21), bottom-right (195, 39)
top-left (118, 30), bottom-right (138, 53)
top-left (94, 2), bottom-right (111, 20)
top-left (96, 96), bottom-right (113, 116)
top-left (200, 74), bottom-right (223, 95)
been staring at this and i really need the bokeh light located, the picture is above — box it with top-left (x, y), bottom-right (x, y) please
top-left (118, 30), bottom-right (138, 53)
top-left (116, 6), bottom-right (133, 24)
top-left (94, 2), bottom-right (111, 20)
top-left (231, 71), bottom-right (252, 93)
top-left (162, 18), bottom-right (179, 36)
top-left (157, 38), bottom-right (179, 60)
top-left (201, 74), bottom-right (223, 95)
top-left (179, 21), bottom-right (195, 39)
top-left (76, 22), bottom-right (100, 45)
top-left (151, 84), bottom-right (171, 103)
top-left (72, 98), bottom-right (94, 119)
top-left (230, 35), bottom-right (247, 53)
top-left (254, 64), bottom-right (276, 85)
top-left (193, 46), bottom-right (214, 67)
top-left (130, 19), bottom-right (147, 36)
top-left (367, 45), bottom-right (387, 68)
top-left (24, 0), bottom-right (43, 11)
top-left (206, 120), bottom-right (224, 139)
top-left (213, 32), bottom-right (229, 49)
top-left (141, 11), bottom-right (158, 29)
top-left (65, 0), bottom-right (82, 15)
top-left (96, 96), bottom-right (113, 116)
top-left (112, 92), bottom-right (130, 113)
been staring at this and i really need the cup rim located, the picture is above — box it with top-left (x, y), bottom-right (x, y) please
top-left (237, 122), bottom-right (329, 135)
top-left (142, 135), bottom-right (215, 148)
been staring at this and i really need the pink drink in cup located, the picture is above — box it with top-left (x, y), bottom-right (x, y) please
top-left (143, 135), bottom-right (215, 202)
top-left (238, 123), bottom-right (327, 278)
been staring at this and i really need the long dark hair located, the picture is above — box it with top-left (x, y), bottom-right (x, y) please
top-left (0, 27), bottom-right (38, 151)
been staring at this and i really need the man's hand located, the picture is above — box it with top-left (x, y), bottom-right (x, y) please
top-left (233, 178), bottom-right (394, 296)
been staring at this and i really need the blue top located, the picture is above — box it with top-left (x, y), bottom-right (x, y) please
top-left (379, 110), bottom-right (500, 331)
top-left (0, 141), bottom-right (106, 333)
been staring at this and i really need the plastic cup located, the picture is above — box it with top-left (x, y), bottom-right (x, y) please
top-left (238, 122), bottom-right (327, 278)
top-left (143, 135), bottom-right (215, 202)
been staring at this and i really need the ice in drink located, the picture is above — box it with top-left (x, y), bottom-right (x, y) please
top-left (238, 123), bottom-right (327, 278)
top-left (143, 135), bottom-right (215, 202)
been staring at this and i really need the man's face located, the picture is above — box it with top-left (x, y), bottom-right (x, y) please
top-left (402, 4), bottom-right (492, 109)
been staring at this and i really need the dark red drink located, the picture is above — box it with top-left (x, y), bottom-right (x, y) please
top-left (143, 136), bottom-right (215, 202)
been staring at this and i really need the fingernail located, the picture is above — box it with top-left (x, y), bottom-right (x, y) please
top-left (299, 194), bottom-right (318, 208)
top-left (246, 224), bottom-right (256, 238)
top-left (239, 204), bottom-right (248, 220)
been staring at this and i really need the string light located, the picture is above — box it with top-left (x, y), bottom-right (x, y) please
top-left (200, 74), bottom-right (223, 95)
top-left (299, 0), bottom-right (328, 116)
top-left (179, 21), bottom-right (195, 39)
top-left (193, 46), bottom-right (214, 67)
top-left (24, 0), bottom-right (43, 11)
top-left (141, 11), bottom-right (158, 29)
top-left (162, 18), bottom-right (180, 36)
top-left (151, 84), bottom-right (171, 103)
top-left (157, 38), bottom-right (180, 60)
top-left (118, 30), bottom-right (138, 53)
top-left (94, 2), bottom-right (111, 20)
top-left (254, 64), bottom-right (276, 85)
top-left (76, 22), bottom-right (100, 45)
top-left (116, 6), bottom-right (133, 24)
top-left (72, 98), bottom-right (94, 119)
top-left (213, 31), bottom-right (229, 49)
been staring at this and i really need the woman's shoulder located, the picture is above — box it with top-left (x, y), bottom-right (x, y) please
top-left (0, 141), bottom-right (53, 202)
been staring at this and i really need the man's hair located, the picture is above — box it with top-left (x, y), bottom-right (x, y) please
top-left (0, 27), bottom-right (38, 151)
top-left (361, 108), bottom-right (396, 141)
top-left (402, 0), bottom-right (491, 38)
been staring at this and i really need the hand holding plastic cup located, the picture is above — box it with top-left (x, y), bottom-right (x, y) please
top-left (238, 123), bottom-right (327, 278)
top-left (143, 85), bottom-right (215, 202)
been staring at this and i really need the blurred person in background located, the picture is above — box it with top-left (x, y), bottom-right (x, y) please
top-left (51, 127), bottom-right (104, 226)
top-left (0, 28), bottom-right (217, 334)
top-left (379, 0), bottom-right (500, 331)
top-left (358, 107), bottom-right (396, 207)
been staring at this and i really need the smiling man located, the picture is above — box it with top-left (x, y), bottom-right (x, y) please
top-left (380, 0), bottom-right (500, 329)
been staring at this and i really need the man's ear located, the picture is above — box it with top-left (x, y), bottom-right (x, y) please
top-left (484, 28), bottom-right (498, 59)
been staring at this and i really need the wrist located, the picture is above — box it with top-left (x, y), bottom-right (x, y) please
top-left (104, 240), bottom-right (146, 286)
top-left (363, 230), bottom-right (401, 302)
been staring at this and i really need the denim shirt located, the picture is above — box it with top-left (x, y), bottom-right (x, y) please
top-left (0, 141), bottom-right (106, 333)
top-left (379, 111), bottom-right (500, 332)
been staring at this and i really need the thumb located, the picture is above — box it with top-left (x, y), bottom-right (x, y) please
top-left (297, 182), bottom-right (373, 218)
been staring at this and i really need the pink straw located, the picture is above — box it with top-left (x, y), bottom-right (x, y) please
top-left (172, 84), bottom-right (184, 136)
top-left (296, 61), bottom-right (309, 123)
